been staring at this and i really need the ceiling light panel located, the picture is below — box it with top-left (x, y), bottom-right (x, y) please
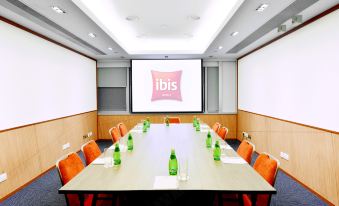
top-left (256, 4), bottom-right (269, 12)
top-left (51, 6), bottom-right (66, 14)
top-left (72, 0), bottom-right (244, 54)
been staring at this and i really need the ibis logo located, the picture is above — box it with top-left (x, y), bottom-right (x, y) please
top-left (151, 70), bottom-right (182, 101)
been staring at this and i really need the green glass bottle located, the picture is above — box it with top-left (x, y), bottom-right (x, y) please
top-left (127, 133), bottom-right (133, 151)
top-left (193, 116), bottom-right (197, 127)
top-left (213, 140), bottom-right (221, 161)
top-left (143, 120), bottom-right (147, 133)
top-left (146, 117), bottom-right (151, 128)
top-left (165, 116), bottom-right (170, 127)
top-left (168, 149), bottom-right (178, 175)
top-left (113, 143), bottom-right (121, 165)
top-left (206, 131), bottom-right (212, 148)
top-left (195, 121), bottom-right (200, 131)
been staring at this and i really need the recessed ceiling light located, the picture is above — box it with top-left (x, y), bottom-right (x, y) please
top-left (230, 31), bottom-right (239, 36)
top-left (51, 6), bottom-right (66, 14)
top-left (256, 4), bottom-right (268, 12)
top-left (108, 47), bottom-right (113, 51)
top-left (209, 55), bottom-right (214, 58)
top-left (88, 33), bottom-right (96, 38)
top-left (126, 16), bottom-right (139, 21)
top-left (218, 46), bottom-right (223, 50)
top-left (187, 15), bottom-right (200, 21)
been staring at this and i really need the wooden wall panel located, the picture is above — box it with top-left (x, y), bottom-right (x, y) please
top-left (333, 134), bottom-right (339, 206)
top-left (0, 111), bottom-right (97, 200)
top-left (98, 114), bottom-right (237, 140)
top-left (237, 110), bottom-right (339, 205)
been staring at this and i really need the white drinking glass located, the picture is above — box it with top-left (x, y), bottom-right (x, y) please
top-left (178, 158), bottom-right (189, 181)
top-left (104, 148), bottom-right (113, 168)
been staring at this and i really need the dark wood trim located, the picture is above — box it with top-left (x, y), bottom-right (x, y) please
top-left (0, 15), bottom-right (96, 61)
top-left (278, 167), bottom-right (335, 206)
top-left (235, 60), bottom-right (239, 139)
top-left (236, 4), bottom-right (339, 135)
top-left (251, 150), bottom-right (335, 206)
top-left (0, 166), bottom-right (55, 203)
top-left (0, 15), bottom-right (99, 133)
top-left (239, 109), bottom-right (338, 134)
top-left (0, 110), bottom-right (97, 133)
top-left (0, 143), bottom-right (92, 203)
top-left (96, 62), bottom-right (99, 140)
top-left (238, 4), bottom-right (339, 60)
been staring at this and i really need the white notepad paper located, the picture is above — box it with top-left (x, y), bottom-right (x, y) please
top-left (91, 158), bottom-right (105, 165)
top-left (221, 157), bottom-right (247, 164)
top-left (153, 176), bottom-right (178, 189)
top-left (130, 129), bottom-right (143, 133)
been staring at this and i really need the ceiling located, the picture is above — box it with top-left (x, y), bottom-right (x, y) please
top-left (0, 0), bottom-right (338, 60)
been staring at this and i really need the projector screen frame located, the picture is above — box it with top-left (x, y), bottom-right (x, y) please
top-left (130, 59), bottom-right (205, 114)
top-left (0, 16), bottom-right (97, 132)
top-left (236, 4), bottom-right (339, 134)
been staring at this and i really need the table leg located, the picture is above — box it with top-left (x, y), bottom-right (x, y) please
top-left (250, 194), bottom-right (257, 206)
top-left (238, 193), bottom-right (244, 206)
top-left (78, 194), bottom-right (85, 206)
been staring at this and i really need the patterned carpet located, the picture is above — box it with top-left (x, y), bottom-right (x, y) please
top-left (1, 140), bottom-right (327, 206)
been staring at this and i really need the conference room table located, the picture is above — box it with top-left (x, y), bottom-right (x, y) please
top-left (59, 123), bottom-right (276, 206)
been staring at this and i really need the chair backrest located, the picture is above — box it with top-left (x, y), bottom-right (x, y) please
top-left (56, 153), bottom-right (85, 185)
top-left (56, 153), bottom-right (89, 206)
top-left (165, 117), bottom-right (181, 123)
top-left (237, 140), bottom-right (255, 164)
top-left (217, 127), bottom-right (228, 140)
top-left (212, 122), bottom-right (221, 133)
top-left (109, 127), bottom-right (121, 143)
top-left (252, 153), bottom-right (280, 206)
top-left (81, 140), bottom-right (101, 165)
top-left (118, 122), bottom-right (128, 137)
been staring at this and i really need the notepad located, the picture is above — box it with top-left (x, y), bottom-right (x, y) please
top-left (91, 158), bottom-right (105, 165)
top-left (222, 145), bottom-right (233, 150)
top-left (130, 129), bottom-right (143, 133)
top-left (200, 125), bottom-right (210, 129)
top-left (221, 157), bottom-right (247, 164)
top-left (153, 176), bottom-right (178, 189)
top-left (212, 144), bottom-right (232, 150)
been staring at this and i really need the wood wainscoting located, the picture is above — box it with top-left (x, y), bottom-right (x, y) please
top-left (237, 110), bottom-right (339, 205)
top-left (98, 114), bottom-right (237, 140)
top-left (0, 111), bottom-right (97, 200)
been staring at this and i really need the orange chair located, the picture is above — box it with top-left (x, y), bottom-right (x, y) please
top-left (237, 140), bottom-right (255, 164)
top-left (109, 126), bottom-right (121, 143)
top-left (118, 122), bottom-right (128, 137)
top-left (242, 153), bottom-right (279, 206)
top-left (212, 122), bottom-right (221, 133)
top-left (165, 117), bottom-right (181, 123)
top-left (56, 153), bottom-right (93, 206)
top-left (217, 127), bottom-right (228, 140)
top-left (81, 140), bottom-right (101, 165)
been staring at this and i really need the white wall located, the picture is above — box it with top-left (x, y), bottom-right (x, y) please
top-left (238, 10), bottom-right (339, 132)
top-left (0, 20), bottom-right (97, 131)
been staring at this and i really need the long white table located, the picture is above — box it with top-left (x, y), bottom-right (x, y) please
top-left (59, 123), bottom-right (276, 205)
